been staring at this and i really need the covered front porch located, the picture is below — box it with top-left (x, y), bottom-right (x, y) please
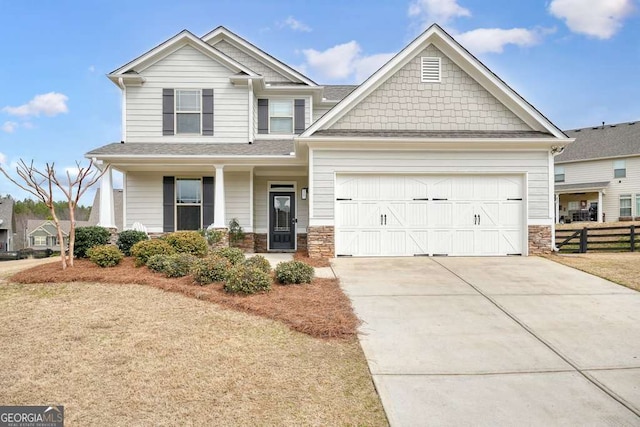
top-left (555, 181), bottom-right (609, 224)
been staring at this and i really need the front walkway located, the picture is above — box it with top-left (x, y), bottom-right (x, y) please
top-left (333, 256), bottom-right (640, 426)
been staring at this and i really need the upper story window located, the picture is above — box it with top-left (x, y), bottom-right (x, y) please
top-left (258, 99), bottom-right (305, 135)
top-left (163, 88), bottom-right (214, 136)
top-left (614, 159), bottom-right (626, 178)
top-left (269, 100), bottom-right (294, 134)
top-left (554, 166), bottom-right (565, 183)
top-left (176, 90), bottom-right (201, 134)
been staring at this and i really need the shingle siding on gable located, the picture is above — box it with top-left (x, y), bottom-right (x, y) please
top-left (126, 45), bottom-right (248, 143)
top-left (212, 40), bottom-right (294, 83)
top-left (330, 45), bottom-right (531, 132)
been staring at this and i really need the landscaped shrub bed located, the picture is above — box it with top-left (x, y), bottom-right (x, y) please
top-left (224, 265), bottom-right (271, 294)
top-left (74, 226), bottom-right (111, 258)
top-left (10, 258), bottom-right (356, 339)
top-left (211, 247), bottom-right (245, 265)
top-left (192, 256), bottom-right (231, 284)
top-left (275, 260), bottom-right (314, 284)
top-left (117, 230), bottom-right (149, 256)
top-left (130, 240), bottom-right (175, 267)
top-left (163, 231), bottom-right (208, 257)
top-left (87, 245), bottom-right (124, 267)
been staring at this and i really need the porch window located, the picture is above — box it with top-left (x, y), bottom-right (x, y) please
top-left (269, 100), bottom-right (294, 134)
top-left (620, 194), bottom-right (632, 217)
top-left (176, 90), bottom-right (201, 134)
top-left (636, 194), bottom-right (640, 218)
top-left (614, 159), bottom-right (626, 178)
top-left (176, 178), bottom-right (202, 230)
top-left (554, 166), bottom-right (565, 183)
top-left (33, 236), bottom-right (46, 246)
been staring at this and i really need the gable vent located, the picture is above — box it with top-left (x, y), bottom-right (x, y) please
top-left (421, 57), bottom-right (441, 83)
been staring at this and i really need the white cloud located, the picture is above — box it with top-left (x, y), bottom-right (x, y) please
top-left (2, 121), bottom-right (18, 133)
top-left (302, 41), bottom-right (394, 83)
top-left (88, 65), bottom-right (96, 72)
top-left (0, 153), bottom-right (6, 165)
top-left (549, 0), bottom-right (634, 39)
top-left (408, 0), bottom-right (471, 27)
top-left (280, 16), bottom-right (312, 32)
top-left (2, 92), bottom-right (69, 118)
top-left (456, 27), bottom-right (553, 54)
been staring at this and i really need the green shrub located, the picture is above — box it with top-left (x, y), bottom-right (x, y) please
top-left (243, 255), bottom-right (271, 274)
top-left (146, 254), bottom-right (170, 273)
top-left (164, 231), bottom-right (208, 257)
top-left (87, 245), bottom-right (123, 268)
top-left (192, 256), bottom-right (231, 284)
top-left (130, 239), bottom-right (175, 267)
top-left (74, 226), bottom-right (110, 258)
top-left (212, 247), bottom-right (245, 266)
top-left (116, 230), bottom-right (149, 256)
top-left (228, 218), bottom-right (245, 243)
top-left (163, 253), bottom-right (198, 278)
top-left (198, 228), bottom-right (224, 245)
top-left (275, 260), bottom-right (314, 284)
top-left (224, 265), bottom-right (271, 294)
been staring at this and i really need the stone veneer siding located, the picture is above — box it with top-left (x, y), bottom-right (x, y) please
top-left (230, 233), bottom-right (254, 253)
top-left (307, 226), bottom-right (335, 258)
top-left (528, 225), bottom-right (552, 254)
top-left (332, 45), bottom-right (530, 132)
top-left (296, 233), bottom-right (308, 254)
top-left (254, 233), bottom-right (267, 253)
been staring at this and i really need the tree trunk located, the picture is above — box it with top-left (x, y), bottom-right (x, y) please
top-left (49, 207), bottom-right (67, 270)
top-left (68, 201), bottom-right (76, 267)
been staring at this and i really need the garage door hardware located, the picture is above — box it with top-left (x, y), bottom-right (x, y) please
top-left (413, 253), bottom-right (429, 256)
top-left (336, 254), bottom-right (353, 257)
top-left (474, 214), bottom-right (481, 225)
top-left (413, 198), bottom-right (429, 201)
top-left (380, 214), bottom-right (387, 225)
top-left (432, 198), bottom-right (448, 201)
top-left (336, 198), bottom-right (352, 201)
top-left (432, 253), bottom-right (449, 256)
top-left (507, 198), bottom-right (523, 201)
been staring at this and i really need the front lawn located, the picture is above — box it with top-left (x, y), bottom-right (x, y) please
top-left (0, 279), bottom-right (387, 425)
top-left (544, 252), bottom-right (640, 292)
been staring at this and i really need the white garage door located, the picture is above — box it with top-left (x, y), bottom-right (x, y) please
top-left (335, 174), bottom-right (524, 257)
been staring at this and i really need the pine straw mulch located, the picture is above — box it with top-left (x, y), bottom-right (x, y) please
top-left (9, 257), bottom-right (357, 340)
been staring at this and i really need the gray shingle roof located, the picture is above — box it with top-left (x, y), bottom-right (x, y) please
top-left (555, 181), bottom-right (610, 193)
top-left (556, 121), bottom-right (640, 163)
top-left (313, 129), bottom-right (555, 138)
top-left (323, 85), bottom-right (358, 101)
top-left (26, 219), bottom-right (93, 236)
top-left (86, 140), bottom-right (295, 157)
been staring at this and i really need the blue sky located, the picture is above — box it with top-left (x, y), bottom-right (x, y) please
top-left (1, 0), bottom-right (638, 203)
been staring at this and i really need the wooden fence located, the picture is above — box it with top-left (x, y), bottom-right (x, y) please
top-left (556, 225), bottom-right (639, 253)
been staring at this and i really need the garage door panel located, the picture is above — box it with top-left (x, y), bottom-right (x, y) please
top-left (335, 174), bottom-right (524, 257)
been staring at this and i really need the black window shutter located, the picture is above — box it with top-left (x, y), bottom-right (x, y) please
top-left (162, 89), bottom-right (175, 135)
top-left (202, 89), bottom-right (214, 135)
top-left (294, 99), bottom-right (305, 133)
top-left (202, 176), bottom-right (215, 227)
top-left (258, 99), bottom-right (269, 134)
top-left (163, 176), bottom-right (175, 232)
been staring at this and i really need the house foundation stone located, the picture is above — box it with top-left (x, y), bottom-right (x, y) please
top-left (307, 226), bottom-right (334, 258)
top-left (528, 225), bottom-right (552, 254)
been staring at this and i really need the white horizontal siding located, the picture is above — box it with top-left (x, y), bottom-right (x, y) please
top-left (125, 172), bottom-right (163, 232)
top-left (312, 150), bottom-right (550, 220)
top-left (127, 45), bottom-right (248, 143)
top-left (558, 157), bottom-right (640, 221)
top-left (253, 176), bottom-right (309, 233)
top-left (225, 171), bottom-right (251, 230)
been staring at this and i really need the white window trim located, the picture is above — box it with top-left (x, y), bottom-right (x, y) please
top-left (268, 99), bottom-right (294, 135)
top-left (554, 166), bottom-right (565, 183)
top-left (175, 89), bottom-right (202, 135)
top-left (175, 177), bottom-right (203, 230)
top-left (33, 235), bottom-right (47, 246)
top-left (421, 56), bottom-right (441, 83)
top-left (620, 194), bottom-right (632, 217)
top-left (636, 194), bottom-right (640, 218)
top-left (614, 159), bottom-right (626, 178)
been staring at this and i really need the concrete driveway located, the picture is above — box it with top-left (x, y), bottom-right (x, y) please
top-left (333, 256), bottom-right (640, 426)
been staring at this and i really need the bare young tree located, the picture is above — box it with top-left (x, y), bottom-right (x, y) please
top-left (0, 159), bottom-right (108, 269)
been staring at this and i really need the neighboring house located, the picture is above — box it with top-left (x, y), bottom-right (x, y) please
top-left (0, 196), bottom-right (15, 251)
top-left (86, 24), bottom-right (572, 257)
top-left (555, 121), bottom-right (640, 223)
top-left (25, 189), bottom-right (123, 250)
top-left (26, 220), bottom-right (91, 250)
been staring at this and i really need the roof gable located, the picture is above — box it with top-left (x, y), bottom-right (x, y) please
top-left (303, 24), bottom-right (567, 139)
top-left (202, 26), bottom-right (316, 86)
top-left (109, 30), bottom-right (255, 79)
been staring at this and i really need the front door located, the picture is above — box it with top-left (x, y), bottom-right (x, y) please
top-left (269, 192), bottom-right (296, 250)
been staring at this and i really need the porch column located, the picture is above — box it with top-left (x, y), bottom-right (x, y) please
top-left (598, 191), bottom-right (603, 223)
top-left (98, 166), bottom-right (116, 229)
top-left (555, 194), bottom-right (560, 224)
top-left (213, 165), bottom-right (226, 228)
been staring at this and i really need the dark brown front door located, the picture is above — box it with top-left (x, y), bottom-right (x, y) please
top-left (269, 192), bottom-right (296, 250)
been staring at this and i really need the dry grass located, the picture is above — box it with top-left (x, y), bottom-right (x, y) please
top-left (10, 258), bottom-right (358, 339)
top-left (556, 220), bottom-right (640, 230)
top-left (0, 281), bottom-right (387, 426)
top-left (544, 252), bottom-right (640, 292)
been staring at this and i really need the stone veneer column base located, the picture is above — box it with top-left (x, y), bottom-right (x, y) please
top-left (209, 228), bottom-right (229, 251)
top-left (230, 233), bottom-right (255, 253)
top-left (528, 225), bottom-right (552, 255)
top-left (296, 233), bottom-right (308, 254)
top-left (307, 226), bottom-right (334, 258)
top-left (254, 234), bottom-right (268, 253)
